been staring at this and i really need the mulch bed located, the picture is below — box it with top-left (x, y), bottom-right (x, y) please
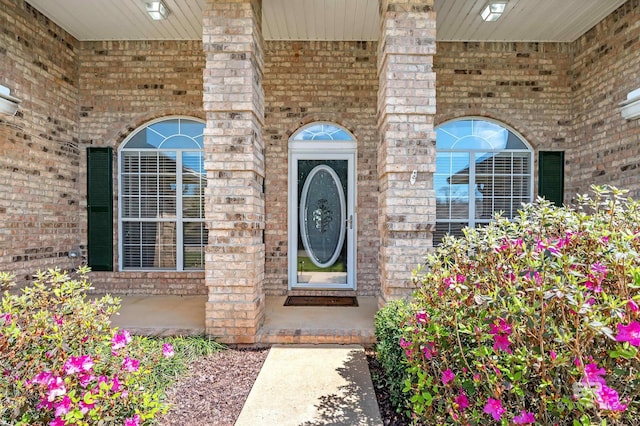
top-left (158, 347), bottom-right (409, 426)
top-left (157, 348), bottom-right (269, 426)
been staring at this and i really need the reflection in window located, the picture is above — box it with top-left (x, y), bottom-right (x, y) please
top-left (120, 118), bottom-right (207, 270)
top-left (435, 119), bottom-right (533, 243)
top-left (292, 123), bottom-right (355, 141)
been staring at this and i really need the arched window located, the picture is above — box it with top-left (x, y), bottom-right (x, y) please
top-left (435, 118), bottom-right (533, 242)
top-left (118, 117), bottom-right (206, 271)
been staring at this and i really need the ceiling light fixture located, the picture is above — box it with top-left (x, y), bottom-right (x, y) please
top-left (481, 1), bottom-right (508, 22)
top-left (145, 1), bottom-right (170, 20)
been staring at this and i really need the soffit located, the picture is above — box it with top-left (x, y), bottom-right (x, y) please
top-left (25, 0), bottom-right (628, 42)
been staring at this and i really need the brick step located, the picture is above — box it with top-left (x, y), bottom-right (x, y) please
top-left (256, 328), bottom-right (376, 346)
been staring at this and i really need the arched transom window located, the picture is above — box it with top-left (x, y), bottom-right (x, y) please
top-left (119, 117), bottom-right (206, 271)
top-left (435, 118), bottom-right (533, 242)
top-left (291, 123), bottom-right (355, 141)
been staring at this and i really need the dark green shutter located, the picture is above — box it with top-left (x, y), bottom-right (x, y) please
top-left (87, 147), bottom-right (113, 271)
top-left (538, 151), bottom-right (564, 206)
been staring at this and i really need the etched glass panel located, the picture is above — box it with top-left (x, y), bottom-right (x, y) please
top-left (292, 123), bottom-right (354, 141)
top-left (296, 160), bottom-right (348, 285)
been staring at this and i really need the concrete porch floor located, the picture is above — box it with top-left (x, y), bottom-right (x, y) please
top-left (108, 295), bottom-right (377, 345)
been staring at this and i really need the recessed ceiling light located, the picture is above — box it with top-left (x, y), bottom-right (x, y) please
top-left (145, 1), bottom-right (170, 20)
top-left (481, 1), bottom-right (508, 22)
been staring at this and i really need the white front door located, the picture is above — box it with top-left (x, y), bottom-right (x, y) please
top-left (288, 147), bottom-right (356, 290)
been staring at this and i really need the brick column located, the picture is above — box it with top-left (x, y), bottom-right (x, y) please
top-left (377, 0), bottom-right (437, 303)
top-left (202, 0), bottom-right (265, 344)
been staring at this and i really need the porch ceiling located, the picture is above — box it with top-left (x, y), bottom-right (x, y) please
top-left (26, 0), bottom-right (627, 42)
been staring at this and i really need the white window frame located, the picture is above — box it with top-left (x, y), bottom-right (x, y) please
top-left (117, 116), bottom-right (206, 272)
top-left (435, 117), bottom-right (534, 237)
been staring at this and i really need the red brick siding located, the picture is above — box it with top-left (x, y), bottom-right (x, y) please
top-left (435, 41), bottom-right (574, 202)
top-left (570, 0), bottom-right (640, 198)
top-left (0, 0), bottom-right (81, 283)
top-left (263, 41), bottom-right (380, 296)
top-left (78, 40), bottom-right (206, 294)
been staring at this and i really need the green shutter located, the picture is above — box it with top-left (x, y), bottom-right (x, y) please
top-left (87, 147), bottom-right (113, 271)
top-left (538, 151), bottom-right (564, 206)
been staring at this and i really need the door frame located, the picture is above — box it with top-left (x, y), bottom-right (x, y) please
top-left (288, 139), bottom-right (357, 290)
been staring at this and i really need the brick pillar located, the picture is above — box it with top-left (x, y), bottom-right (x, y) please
top-left (202, 0), bottom-right (265, 344)
top-left (377, 0), bottom-right (437, 303)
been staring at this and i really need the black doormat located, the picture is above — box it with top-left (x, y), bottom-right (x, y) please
top-left (284, 296), bottom-right (358, 307)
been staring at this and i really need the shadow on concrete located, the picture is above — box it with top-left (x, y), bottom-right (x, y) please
top-left (299, 349), bottom-right (382, 426)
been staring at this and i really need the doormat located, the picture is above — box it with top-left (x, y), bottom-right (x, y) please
top-left (284, 296), bottom-right (358, 307)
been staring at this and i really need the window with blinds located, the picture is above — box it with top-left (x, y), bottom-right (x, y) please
top-left (434, 119), bottom-right (533, 243)
top-left (119, 118), bottom-right (206, 271)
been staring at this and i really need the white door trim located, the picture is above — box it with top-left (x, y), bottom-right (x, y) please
top-left (288, 143), bottom-right (357, 290)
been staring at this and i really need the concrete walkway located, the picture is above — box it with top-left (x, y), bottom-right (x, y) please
top-left (235, 345), bottom-right (382, 426)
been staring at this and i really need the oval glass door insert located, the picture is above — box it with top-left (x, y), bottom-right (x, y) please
top-left (299, 165), bottom-right (346, 268)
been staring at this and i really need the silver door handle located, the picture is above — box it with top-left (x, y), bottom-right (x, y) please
top-left (347, 215), bottom-right (353, 229)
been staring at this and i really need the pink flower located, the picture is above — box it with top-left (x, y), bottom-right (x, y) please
top-left (0, 313), bottom-right (11, 323)
top-left (583, 363), bottom-right (606, 386)
top-left (493, 334), bottom-right (512, 354)
top-left (49, 419), bottom-right (66, 426)
top-left (441, 369), bottom-right (455, 385)
top-left (122, 357), bottom-right (140, 373)
top-left (585, 278), bottom-right (602, 293)
top-left (484, 398), bottom-right (505, 421)
top-left (455, 392), bottom-right (469, 411)
top-left (415, 311), bottom-right (428, 324)
top-left (124, 414), bottom-right (141, 426)
top-left (163, 343), bottom-right (175, 358)
top-left (54, 395), bottom-right (71, 417)
top-left (52, 314), bottom-right (63, 325)
top-left (64, 355), bottom-right (94, 375)
top-left (489, 318), bottom-right (512, 336)
top-left (38, 398), bottom-right (54, 410)
top-left (111, 376), bottom-right (121, 392)
top-left (111, 330), bottom-right (132, 351)
top-left (595, 384), bottom-right (627, 411)
top-left (456, 274), bottom-right (466, 283)
top-left (579, 363), bottom-right (627, 412)
top-left (550, 350), bottom-right (557, 361)
top-left (399, 338), bottom-right (411, 349)
top-left (422, 344), bottom-right (434, 359)
top-left (591, 262), bottom-right (607, 275)
top-left (615, 321), bottom-right (640, 346)
top-left (628, 299), bottom-right (639, 313)
top-left (513, 410), bottom-right (536, 424)
top-left (33, 371), bottom-right (53, 385)
top-left (443, 277), bottom-right (454, 288)
top-left (46, 376), bottom-right (66, 402)
top-left (78, 373), bottom-right (95, 388)
top-left (79, 400), bottom-right (95, 415)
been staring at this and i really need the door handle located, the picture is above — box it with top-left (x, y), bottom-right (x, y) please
top-left (347, 214), bottom-right (353, 230)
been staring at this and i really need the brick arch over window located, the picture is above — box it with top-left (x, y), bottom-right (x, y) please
top-left (434, 117), bottom-right (534, 242)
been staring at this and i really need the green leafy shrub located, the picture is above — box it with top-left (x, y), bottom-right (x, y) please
top-left (397, 186), bottom-right (640, 424)
top-left (375, 299), bottom-right (412, 414)
top-left (0, 268), bottom-right (172, 425)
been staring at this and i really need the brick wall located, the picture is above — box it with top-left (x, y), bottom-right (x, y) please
top-left (435, 41), bottom-right (574, 201)
top-left (262, 40), bottom-right (380, 296)
top-left (0, 0), bottom-right (81, 283)
top-left (78, 40), bottom-right (206, 294)
top-left (570, 0), bottom-right (640, 198)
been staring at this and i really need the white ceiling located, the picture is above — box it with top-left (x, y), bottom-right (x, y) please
top-left (26, 0), bottom-right (628, 42)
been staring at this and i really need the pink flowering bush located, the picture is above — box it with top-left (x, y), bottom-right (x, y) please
top-left (388, 186), bottom-right (640, 424)
top-left (0, 268), bottom-right (170, 425)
